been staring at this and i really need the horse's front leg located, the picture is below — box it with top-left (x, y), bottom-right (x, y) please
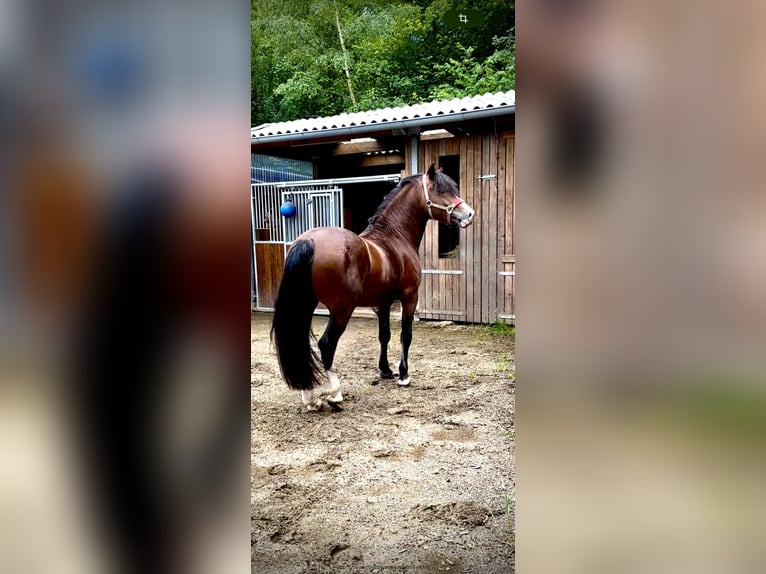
top-left (377, 303), bottom-right (394, 379)
top-left (397, 299), bottom-right (417, 386)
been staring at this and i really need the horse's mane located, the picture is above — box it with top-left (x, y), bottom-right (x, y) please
top-left (365, 175), bottom-right (417, 229)
top-left (365, 171), bottom-right (460, 230)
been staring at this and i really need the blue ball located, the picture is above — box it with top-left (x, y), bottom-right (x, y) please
top-left (280, 200), bottom-right (297, 218)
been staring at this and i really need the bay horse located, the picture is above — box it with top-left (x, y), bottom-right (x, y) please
top-left (271, 164), bottom-right (475, 410)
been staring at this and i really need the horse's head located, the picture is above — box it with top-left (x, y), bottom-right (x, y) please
top-left (423, 164), bottom-right (475, 228)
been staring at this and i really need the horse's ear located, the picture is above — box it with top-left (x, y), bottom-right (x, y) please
top-left (427, 163), bottom-right (436, 180)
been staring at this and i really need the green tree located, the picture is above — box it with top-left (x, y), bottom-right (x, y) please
top-left (251, 0), bottom-right (514, 125)
top-left (429, 33), bottom-right (515, 100)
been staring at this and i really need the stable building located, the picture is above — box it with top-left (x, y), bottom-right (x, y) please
top-left (251, 90), bottom-right (515, 324)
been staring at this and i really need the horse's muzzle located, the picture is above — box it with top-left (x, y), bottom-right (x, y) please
top-left (456, 204), bottom-right (475, 228)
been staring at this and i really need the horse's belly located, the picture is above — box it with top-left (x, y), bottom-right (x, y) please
top-left (356, 285), bottom-right (395, 307)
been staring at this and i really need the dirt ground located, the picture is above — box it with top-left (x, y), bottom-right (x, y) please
top-left (251, 311), bottom-right (515, 574)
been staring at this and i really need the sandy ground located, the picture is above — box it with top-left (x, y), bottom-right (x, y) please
top-left (251, 311), bottom-right (515, 573)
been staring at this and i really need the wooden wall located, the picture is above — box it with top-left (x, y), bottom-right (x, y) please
top-left (416, 131), bottom-right (515, 324)
top-left (499, 133), bottom-right (515, 324)
top-left (254, 243), bottom-right (284, 309)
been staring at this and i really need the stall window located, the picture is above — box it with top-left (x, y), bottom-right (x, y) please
top-left (438, 155), bottom-right (461, 258)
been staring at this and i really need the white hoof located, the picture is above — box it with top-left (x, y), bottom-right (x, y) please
top-left (301, 390), bottom-right (323, 411)
top-left (324, 370), bottom-right (343, 403)
top-left (397, 377), bottom-right (411, 387)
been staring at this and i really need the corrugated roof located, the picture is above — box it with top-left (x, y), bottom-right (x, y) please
top-left (251, 90), bottom-right (515, 140)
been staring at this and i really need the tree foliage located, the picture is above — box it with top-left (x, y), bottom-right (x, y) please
top-left (251, 0), bottom-right (514, 125)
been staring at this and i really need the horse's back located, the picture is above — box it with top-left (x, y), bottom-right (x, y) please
top-left (298, 227), bottom-right (364, 267)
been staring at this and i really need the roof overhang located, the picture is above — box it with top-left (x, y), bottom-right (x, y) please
top-left (251, 104), bottom-right (515, 148)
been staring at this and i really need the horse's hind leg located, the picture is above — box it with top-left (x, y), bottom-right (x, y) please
top-left (377, 303), bottom-right (394, 379)
top-left (318, 309), bottom-right (353, 404)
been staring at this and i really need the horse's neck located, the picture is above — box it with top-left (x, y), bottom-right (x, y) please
top-left (362, 184), bottom-right (427, 250)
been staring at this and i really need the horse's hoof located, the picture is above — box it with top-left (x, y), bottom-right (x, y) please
top-left (327, 401), bottom-right (344, 412)
top-left (305, 399), bottom-right (325, 412)
top-left (397, 377), bottom-right (411, 387)
top-left (380, 370), bottom-right (394, 379)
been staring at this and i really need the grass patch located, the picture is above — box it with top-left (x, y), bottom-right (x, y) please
top-left (501, 479), bottom-right (515, 545)
top-left (496, 354), bottom-right (515, 381)
top-left (497, 354), bottom-right (512, 372)
top-left (487, 322), bottom-right (515, 337)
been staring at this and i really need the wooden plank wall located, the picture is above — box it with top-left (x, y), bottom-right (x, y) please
top-left (254, 243), bottom-right (284, 308)
top-left (417, 132), bottom-right (515, 324)
top-left (498, 134), bottom-right (515, 323)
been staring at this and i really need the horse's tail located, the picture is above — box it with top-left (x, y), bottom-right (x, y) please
top-left (271, 239), bottom-right (323, 390)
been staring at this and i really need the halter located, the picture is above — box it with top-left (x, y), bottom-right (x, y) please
top-left (422, 173), bottom-right (463, 219)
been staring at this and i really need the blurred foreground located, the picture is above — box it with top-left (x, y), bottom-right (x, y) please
top-left (0, 1), bottom-right (249, 573)
top-left (518, 0), bottom-right (766, 572)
